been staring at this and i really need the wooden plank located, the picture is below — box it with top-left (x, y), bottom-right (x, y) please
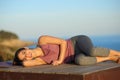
top-left (84, 67), bottom-right (120, 80)
top-left (0, 61), bottom-right (120, 80)
top-left (0, 72), bottom-right (83, 80)
top-left (2, 61), bottom-right (119, 75)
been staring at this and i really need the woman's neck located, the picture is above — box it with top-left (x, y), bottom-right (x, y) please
top-left (32, 47), bottom-right (44, 57)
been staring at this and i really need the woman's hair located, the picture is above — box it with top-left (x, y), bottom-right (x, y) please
top-left (13, 48), bottom-right (25, 66)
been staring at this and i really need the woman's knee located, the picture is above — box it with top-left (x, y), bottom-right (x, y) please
top-left (90, 47), bottom-right (110, 57)
top-left (74, 54), bottom-right (85, 65)
top-left (74, 54), bottom-right (97, 66)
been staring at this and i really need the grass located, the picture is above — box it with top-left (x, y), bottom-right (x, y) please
top-left (0, 45), bottom-right (15, 61)
top-left (0, 39), bottom-right (34, 61)
top-left (0, 30), bottom-right (34, 61)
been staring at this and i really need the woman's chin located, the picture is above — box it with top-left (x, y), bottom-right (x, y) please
top-left (26, 58), bottom-right (33, 60)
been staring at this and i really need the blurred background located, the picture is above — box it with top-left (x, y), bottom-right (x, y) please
top-left (0, 0), bottom-right (120, 61)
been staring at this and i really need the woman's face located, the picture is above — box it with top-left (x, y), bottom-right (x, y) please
top-left (18, 48), bottom-right (34, 61)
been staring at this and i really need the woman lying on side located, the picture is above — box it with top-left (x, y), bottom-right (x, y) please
top-left (13, 35), bottom-right (120, 67)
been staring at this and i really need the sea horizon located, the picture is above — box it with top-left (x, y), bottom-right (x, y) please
top-left (24, 35), bottom-right (120, 51)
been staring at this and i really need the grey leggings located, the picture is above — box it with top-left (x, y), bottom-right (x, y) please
top-left (70, 35), bottom-right (110, 66)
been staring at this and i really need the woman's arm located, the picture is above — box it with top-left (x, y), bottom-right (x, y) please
top-left (38, 35), bottom-right (67, 65)
top-left (23, 58), bottom-right (47, 67)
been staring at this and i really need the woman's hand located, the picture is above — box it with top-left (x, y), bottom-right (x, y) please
top-left (52, 60), bottom-right (62, 66)
top-left (38, 35), bottom-right (67, 65)
top-left (22, 58), bottom-right (46, 67)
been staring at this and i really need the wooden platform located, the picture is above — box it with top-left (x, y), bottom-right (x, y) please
top-left (0, 61), bottom-right (120, 80)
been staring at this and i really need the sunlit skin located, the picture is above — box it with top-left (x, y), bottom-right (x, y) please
top-left (18, 47), bottom-right (44, 61)
top-left (17, 35), bottom-right (67, 67)
top-left (15, 35), bottom-right (120, 67)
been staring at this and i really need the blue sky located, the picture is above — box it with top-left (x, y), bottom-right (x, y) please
top-left (0, 0), bottom-right (120, 39)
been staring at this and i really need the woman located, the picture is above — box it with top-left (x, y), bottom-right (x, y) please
top-left (13, 35), bottom-right (120, 67)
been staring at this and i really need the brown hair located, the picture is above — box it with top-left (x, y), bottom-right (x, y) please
top-left (13, 48), bottom-right (25, 66)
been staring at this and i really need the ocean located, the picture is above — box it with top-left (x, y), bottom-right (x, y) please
top-left (90, 35), bottom-right (120, 51)
top-left (28, 35), bottom-right (120, 51)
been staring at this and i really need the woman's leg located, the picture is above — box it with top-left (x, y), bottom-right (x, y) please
top-left (72, 35), bottom-right (120, 65)
top-left (75, 53), bottom-right (97, 66)
top-left (75, 53), bottom-right (119, 66)
top-left (75, 35), bottom-right (94, 56)
top-left (90, 47), bottom-right (120, 63)
top-left (90, 47), bottom-right (110, 57)
top-left (108, 50), bottom-right (120, 63)
top-left (109, 50), bottom-right (120, 57)
top-left (96, 56), bottom-right (118, 63)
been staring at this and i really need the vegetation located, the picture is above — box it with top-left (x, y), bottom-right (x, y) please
top-left (0, 30), bottom-right (34, 61)
top-left (0, 45), bottom-right (15, 61)
top-left (0, 30), bottom-right (19, 41)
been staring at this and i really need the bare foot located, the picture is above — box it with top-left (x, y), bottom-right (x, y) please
top-left (109, 56), bottom-right (119, 62)
top-left (117, 58), bottom-right (120, 63)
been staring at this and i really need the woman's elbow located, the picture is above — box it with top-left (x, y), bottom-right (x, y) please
top-left (38, 35), bottom-right (48, 44)
top-left (22, 61), bottom-right (28, 67)
top-left (22, 61), bottom-right (33, 67)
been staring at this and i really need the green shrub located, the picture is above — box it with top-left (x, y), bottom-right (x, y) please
top-left (0, 30), bottom-right (18, 41)
top-left (0, 30), bottom-right (19, 61)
